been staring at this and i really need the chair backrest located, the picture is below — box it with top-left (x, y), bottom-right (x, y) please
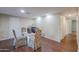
top-left (12, 30), bottom-right (17, 39)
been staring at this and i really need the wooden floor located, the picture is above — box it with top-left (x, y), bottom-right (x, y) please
top-left (15, 46), bottom-right (34, 52)
top-left (0, 33), bottom-right (77, 52)
top-left (15, 37), bottom-right (63, 52)
top-left (41, 37), bottom-right (63, 52)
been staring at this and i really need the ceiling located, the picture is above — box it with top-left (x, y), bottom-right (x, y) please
top-left (0, 7), bottom-right (76, 18)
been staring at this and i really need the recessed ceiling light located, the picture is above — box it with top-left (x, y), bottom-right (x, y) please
top-left (20, 9), bottom-right (25, 13)
top-left (37, 17), bottom-right (41, 19)
top-left (36, 17), bottom-right (42, 21)
top-left (46, 14), bottom-right (52, 18)
top-left (68, 14), bottom-right (72, 17)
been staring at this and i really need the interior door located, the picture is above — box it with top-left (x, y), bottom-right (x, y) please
top-left (72, 20), bottom-right (76, 32)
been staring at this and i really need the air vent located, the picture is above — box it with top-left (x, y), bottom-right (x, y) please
top-left (25, 12), bottom-right (31, 15)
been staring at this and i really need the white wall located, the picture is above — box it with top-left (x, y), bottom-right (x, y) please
top-left (35, 14), bottom-right (61, 42)
top-left (0, 15), bottom-right (10, 38)
top-left (77, 15), bottom-right (79, 51)
top-left (19, 18), bottom-right (35, 32)
top-left (0, 14), bottom-right (34, 40)
top-left (9, 17), bottom-right (21, 38)
top-left (0, 15), bottom-right (22, 39)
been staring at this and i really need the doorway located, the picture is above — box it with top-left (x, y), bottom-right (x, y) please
top-left (72, 20), bottom-right (76, 33)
